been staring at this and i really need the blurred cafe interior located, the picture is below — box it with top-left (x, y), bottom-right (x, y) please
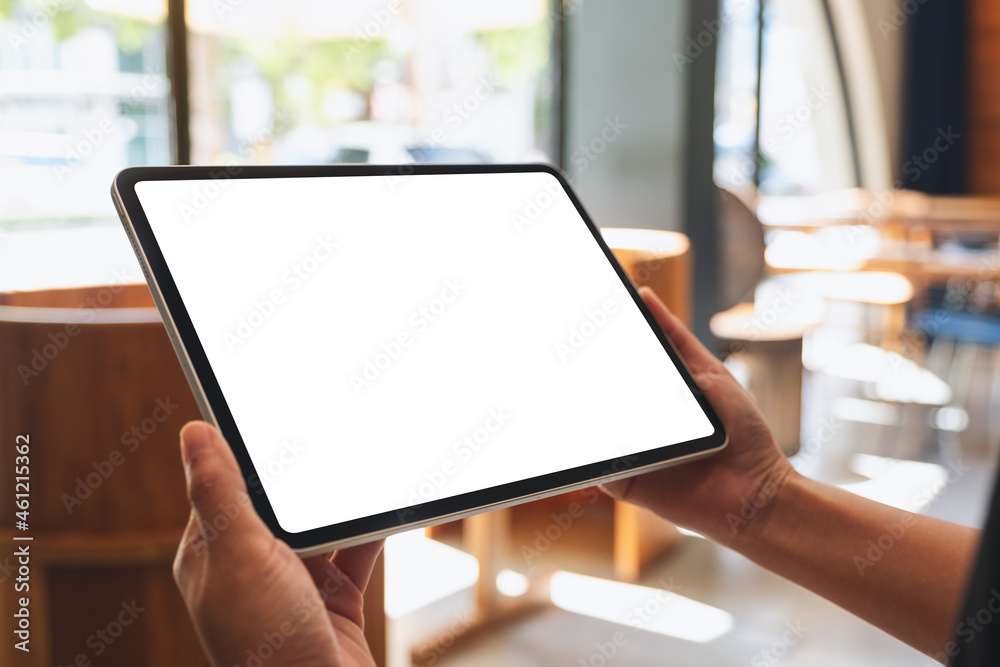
top-left (1, 0), bottom-right (999, 665)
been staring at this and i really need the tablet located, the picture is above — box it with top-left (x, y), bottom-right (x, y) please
top-left (111, 163), bottom-right (726, 556)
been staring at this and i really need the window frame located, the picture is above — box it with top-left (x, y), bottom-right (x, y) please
top-left (161, 0), bottom-right (563, 168)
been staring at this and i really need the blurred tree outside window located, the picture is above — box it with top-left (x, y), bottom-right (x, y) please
top-left (185, 0), bottom-right (557, 168)
top-left (0, 0), bottom-right (170, 230)
top-left (0, 0), bottom-right (558, 236)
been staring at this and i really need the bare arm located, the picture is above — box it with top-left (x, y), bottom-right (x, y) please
top-left (604, 287), bottom-right (981, 658)
top-left (737, 471), bottom-right (979, 655)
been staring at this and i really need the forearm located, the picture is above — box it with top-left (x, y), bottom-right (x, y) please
top-left (729, 472), bottom-right (980, 657)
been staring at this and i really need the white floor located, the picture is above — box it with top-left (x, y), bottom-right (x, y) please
top-left (384, 363), bottom-right (999, 666)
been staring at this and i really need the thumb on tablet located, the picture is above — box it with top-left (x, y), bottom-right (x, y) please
top-left (637, 287), bottom-right (723, 374)
top-left (178, 421), bottom-right (266, 555)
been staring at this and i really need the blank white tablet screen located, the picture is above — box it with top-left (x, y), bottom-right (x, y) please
top-left (134, 171), bottom-right (714, 534)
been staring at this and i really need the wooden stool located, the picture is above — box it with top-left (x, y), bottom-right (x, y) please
top-left (710, 303), bottom-right (811, 456)
top-left (601, 227), bottom-right (691, 325)
top-left (604, 227), bottom-right (691, 579)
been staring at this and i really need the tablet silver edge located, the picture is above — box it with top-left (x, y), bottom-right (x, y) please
top-left (292, 440), bottom-right (726, 558)
top-left (112, 182), bottom-right (221, 432)
top-left (113, 176), bottom-right (728, 559)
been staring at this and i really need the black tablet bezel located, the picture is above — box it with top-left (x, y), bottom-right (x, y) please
top-left (112, 163), bottom-right (727, 551)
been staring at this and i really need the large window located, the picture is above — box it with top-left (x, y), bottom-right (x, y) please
top-left (186, 0), bottom-right (557, 168)
top-left (0, 0), bottom-right (558, 234)
top-left (713, 0), bottom-right (856, 198)
top-left (0, 0), bottom-right (170, 229)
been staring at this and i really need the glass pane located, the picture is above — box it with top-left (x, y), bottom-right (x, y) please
top-left (713, 0), bottom-right (856, 196)
top-left (185, 0), bottom-right (557, 167)
top-left (758, 0), bottom-right (855, 195)
top-left (0, 0), bottom-right (171, 230)
top-left (713, 0), bottom-right (762, 199)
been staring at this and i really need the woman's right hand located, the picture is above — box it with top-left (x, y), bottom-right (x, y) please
top-left (601, 287), bottom-right (798, 548)
top-left (606, 287), bottom-right (982, 658)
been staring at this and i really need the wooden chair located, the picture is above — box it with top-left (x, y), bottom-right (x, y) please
top-left (0, 284), bottom-right (207, 666)
top-left (710, 188), bottom-right (816, 456)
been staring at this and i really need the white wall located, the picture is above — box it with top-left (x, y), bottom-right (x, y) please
top-left (805, 0), bottom-right (907, 192)
top-left (563, 0), bottom-right (689, 232)
top-left (854, 0), bottom-right (906, 180)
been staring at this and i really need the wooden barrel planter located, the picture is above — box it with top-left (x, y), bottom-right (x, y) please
top-left (0, 283), bottom-right (208, 666)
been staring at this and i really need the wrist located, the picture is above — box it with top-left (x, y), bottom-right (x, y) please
top-left (715, 463), bottom-right (801, 553)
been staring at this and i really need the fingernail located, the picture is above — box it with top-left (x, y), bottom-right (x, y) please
top-left (180, 422), bottom-right (213, 466)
